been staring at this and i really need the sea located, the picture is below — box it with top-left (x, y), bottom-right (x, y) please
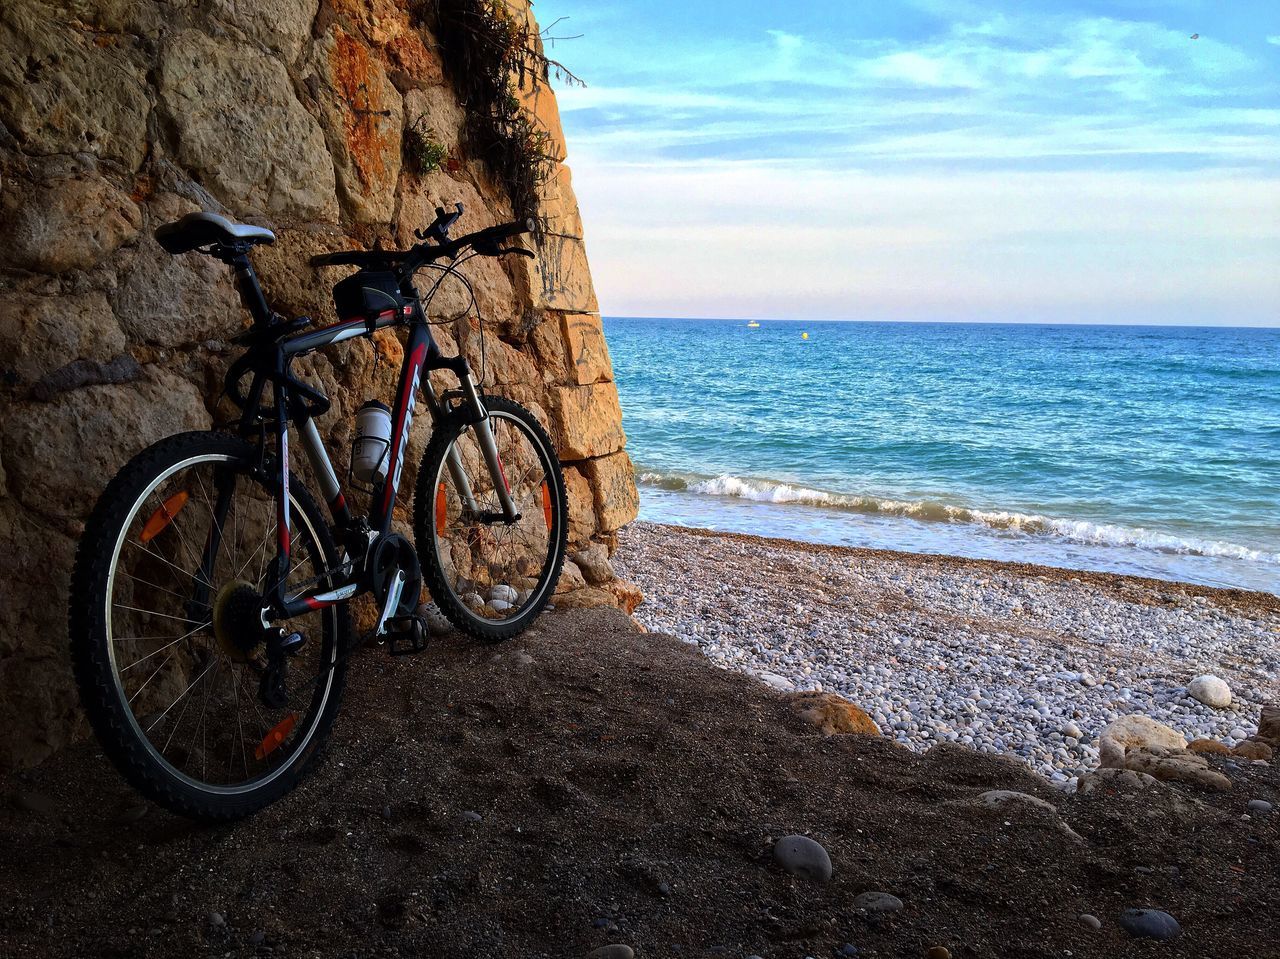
top-left (603, 317), bottom-right (1280, 594)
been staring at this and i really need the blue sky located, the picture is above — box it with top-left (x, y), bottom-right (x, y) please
top-left (534, 0), bottom-right (1280, 324)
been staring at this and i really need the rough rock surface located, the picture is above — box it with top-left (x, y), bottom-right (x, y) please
top-left (1097, 715), bottom-right (1188, 768)
top-left (0, 0), bottom-right (637, 771)
top-left (790, 691), bottom-right (882, 737)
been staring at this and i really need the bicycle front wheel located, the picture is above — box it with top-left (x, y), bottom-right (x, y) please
top-left (413, 395), bottom-right (568, 642)
top-left (69, 431), bottom-right (350, 820)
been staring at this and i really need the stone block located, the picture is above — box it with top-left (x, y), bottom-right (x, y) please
top-left (0, 3), bottom-right (150, 170)
top-left (2, 369), bottom-right (209, 518)
top-left (560, 312), bottom-right (613, 385)
top-left (581, 450), bottom-right (639, 533)
top-left (512, 166), bottom-right (597, 313)
top-left (562, 464), bottom-right (597, 546)
top-left (211, 0), bottom-right (320, 61)
top-left (4, 173), bottom-right (141, 274)
top-left (159, 30), bottom-right (338, 220)
top-left (0, 291), bottom-right (125, 388)
top-left (549, 383), bottom-right (626, 461)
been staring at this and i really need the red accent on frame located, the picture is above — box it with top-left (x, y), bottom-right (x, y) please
top-left (278, 430), bottom-right (291, 559)
top-left (316, 317), bottom-right (369, 334)
top-left (303, 597), bottom-right (326, 610)
top-left (380, 342), bottom-right (428, 516)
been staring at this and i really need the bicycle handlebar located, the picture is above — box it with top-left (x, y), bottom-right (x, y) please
top-left (309, 218), bottom-right (535, 271)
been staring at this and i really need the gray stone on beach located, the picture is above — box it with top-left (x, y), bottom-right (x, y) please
top-left (853, 891), bottom-right (904, 913)
top-left (587, 947), bottom-right (634, 959)
top-left (1118, 908), bottom-right (1181, 941)
top-left (1188, 674), bottom-right (1232, 708)
top-left (1079, 913), bottom-right (1102, 931)
top-left (611, 522), bottom-right (1279, 784)
top-left (1247, 799), bottom-right (1273, 815)
top-left (772, 834), bottom-right (832, 882)
top-left (489, 584), bottom-right (519, 604)
top-left (758, 671), bottom-right (796, 692)
top-left (976, 790), bottom-right (1057, 814)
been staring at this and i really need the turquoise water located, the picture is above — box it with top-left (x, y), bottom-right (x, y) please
top-left (604, 318), bottom-right (1280, 593)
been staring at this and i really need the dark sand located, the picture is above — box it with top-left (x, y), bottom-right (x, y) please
top-left (1, 607), bottom-right (1276, 958)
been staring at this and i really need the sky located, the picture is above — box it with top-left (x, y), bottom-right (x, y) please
top-left (534, 0), bottom-right (1280, 325)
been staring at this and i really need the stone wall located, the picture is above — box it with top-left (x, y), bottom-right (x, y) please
top-left (0, 0), bottom-right (639, 771)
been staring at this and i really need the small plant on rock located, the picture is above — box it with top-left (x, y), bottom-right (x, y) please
top-left (405, 116), bottom-right (449, 174)
top-left (416, 0), bottom-right (583, 224)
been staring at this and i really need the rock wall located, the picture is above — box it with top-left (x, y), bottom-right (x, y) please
top-left (0, 0), bottom-right (639, 771)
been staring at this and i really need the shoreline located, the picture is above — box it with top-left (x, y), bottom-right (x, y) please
top-left (612, 521), bottom-right (1280, 785)
top-left (636, 520), bottom-right (1280, 614)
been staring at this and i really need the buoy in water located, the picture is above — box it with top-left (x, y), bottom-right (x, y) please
top-left (801, 331), bottom-right (809, 340)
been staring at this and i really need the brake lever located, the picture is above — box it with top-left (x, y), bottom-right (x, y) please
top-left (475, 239), bottom-right (535, 259)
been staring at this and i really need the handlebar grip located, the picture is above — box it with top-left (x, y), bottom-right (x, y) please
top-left (482, 219), bottom-right (535, 241)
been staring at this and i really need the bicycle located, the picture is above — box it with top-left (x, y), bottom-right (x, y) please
top-left (68, 204), bottom-right (569, 820)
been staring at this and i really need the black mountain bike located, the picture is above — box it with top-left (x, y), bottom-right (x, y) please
top-left (69, 205), bottom-right (568, 820)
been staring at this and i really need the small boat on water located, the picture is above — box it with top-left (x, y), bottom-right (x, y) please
top-left (746, 320), bottom-right (760, 328)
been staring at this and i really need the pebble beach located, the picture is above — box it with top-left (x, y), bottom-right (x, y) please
top-left (613, 522), bottom-right (1280, 787)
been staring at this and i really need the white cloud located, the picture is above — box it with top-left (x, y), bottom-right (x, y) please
top-left (541, 4), bottom-right (1280, 324)
top-left (865, 51), bottom-right (985, 88)
top-left (570, 157), bottom-right (1280, 325)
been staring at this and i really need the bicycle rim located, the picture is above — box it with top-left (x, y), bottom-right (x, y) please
top-left (102, 453), bottom-right (338, 795)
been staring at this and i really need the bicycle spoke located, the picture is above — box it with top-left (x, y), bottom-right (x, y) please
top-left (113, 602), bottom-right (203, 627)
top-left (125, 539), bottom-right (200, 582)
top-left (432, 409), bottom-right (560, 624)
top-left (152, 655), bottom-right (217, 738)
top-left (120, 622), bottom-right (210, 673)
top-left (116, 569), bottom-right (193, 605)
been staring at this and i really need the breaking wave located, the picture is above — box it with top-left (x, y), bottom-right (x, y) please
top-left (637, 470), bottom-right (1280, 564)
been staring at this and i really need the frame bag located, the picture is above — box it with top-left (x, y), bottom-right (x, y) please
top-left (332, 270), bottom-right (407, 323)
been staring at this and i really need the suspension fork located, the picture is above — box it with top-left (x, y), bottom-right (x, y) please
top-left (456, 371), bottom-right (519, 522)
top-left (421, 376), bottom-right (481, 515)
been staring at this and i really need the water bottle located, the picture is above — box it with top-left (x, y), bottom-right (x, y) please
top-left (352, 400), bottom-right (392, 483)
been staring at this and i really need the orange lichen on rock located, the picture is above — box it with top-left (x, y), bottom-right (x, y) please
top-left (791, 691), bottom-right (882, 737)
top-left (329, 29), bottom-right (395, 190)
top-left (1187, 738), bottom-right (1231, 755)
top-left (388, 30), bottom-right (444, 88)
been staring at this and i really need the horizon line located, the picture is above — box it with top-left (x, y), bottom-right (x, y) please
top-left (602, 315), bottom-right (1280, 331)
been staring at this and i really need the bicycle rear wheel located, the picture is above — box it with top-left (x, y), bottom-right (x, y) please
top-left (413, 395), bottom-right (568, 642)
top-left (69, 431), bottom-right (350, 820)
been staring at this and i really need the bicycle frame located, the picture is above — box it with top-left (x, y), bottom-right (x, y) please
top-left (208, 252), bottom-right (518, 634)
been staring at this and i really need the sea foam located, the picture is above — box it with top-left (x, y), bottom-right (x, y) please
top-left (637, 470), bottom-right (1280, 564)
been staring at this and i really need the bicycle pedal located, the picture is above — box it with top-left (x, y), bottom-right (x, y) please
top-left (384, 614), bottom-right (429, 657)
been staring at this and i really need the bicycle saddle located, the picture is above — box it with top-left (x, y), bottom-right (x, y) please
top-left (155, 211), bottom-right (276, 255)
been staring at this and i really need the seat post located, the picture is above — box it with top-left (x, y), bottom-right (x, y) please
top-left (225, 248), bottom-right (273, 325)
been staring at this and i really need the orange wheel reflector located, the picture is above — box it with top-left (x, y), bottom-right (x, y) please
top-left (435, 483), bottom-right (447, 535)
top-left (541, 481), bottom-right (553, 530)
top-left (140, 491), bottom-right (189, 543)
top-left (254, 712), bottom-right (297, 761)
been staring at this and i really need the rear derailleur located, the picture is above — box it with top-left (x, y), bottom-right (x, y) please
top-left (258, 628), bottom-right (306, 708)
